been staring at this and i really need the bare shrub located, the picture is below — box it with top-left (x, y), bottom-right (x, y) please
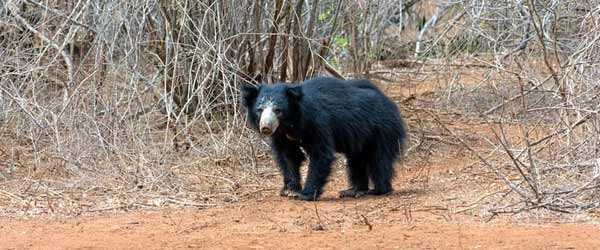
top-left (0, 0), bottom-right (598, 217)
top-left (412, 0), bottom-right (600, 213)
top-left (0, 0), bottom-right (403, 215)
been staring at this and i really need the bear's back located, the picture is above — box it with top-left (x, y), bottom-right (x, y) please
top-left (297, 77), bottom-right (404, 154)
top-left (300, 77), bottom-right (390, 109)
top-left (298, 76), bottom-right (399, 125)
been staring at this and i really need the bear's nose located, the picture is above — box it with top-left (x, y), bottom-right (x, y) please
top-left (260, 126), bottom-right (272, 135)
top-left (259, 106), bottom-right (279, 135)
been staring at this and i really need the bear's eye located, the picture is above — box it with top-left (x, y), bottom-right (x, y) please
top-left (273, 108), bottom-right (282, 115)
top-left (256, 107), bottom-right (264, 113)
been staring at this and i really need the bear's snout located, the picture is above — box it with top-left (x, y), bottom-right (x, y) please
top-left (260, 126), bottom-right (272, 135)
top-left (259, 106), bottom-right (279, 136)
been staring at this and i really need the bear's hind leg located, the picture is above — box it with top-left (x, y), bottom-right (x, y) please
top-left (367, 148), bottom-right (396, 196)
top-left (339, 154), bottom-right (370, 198)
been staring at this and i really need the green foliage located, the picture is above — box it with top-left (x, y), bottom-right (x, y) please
top-left (318, 2), bottom-right (336, 22)
top-left (318, 12), bottom-right (331, 21)
top-left (333, 36), bottom-right (348, 49)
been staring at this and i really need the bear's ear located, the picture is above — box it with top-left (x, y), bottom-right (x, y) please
top-left (286, 86), bottom-right (303, 102)
top-left (240, 84), bottom-right (260, 108)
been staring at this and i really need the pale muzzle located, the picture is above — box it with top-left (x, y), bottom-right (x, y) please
top-left (259, 106), bottom-right (279, 135)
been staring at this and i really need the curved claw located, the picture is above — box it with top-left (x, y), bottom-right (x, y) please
top-left (287, 191), bottom-right (302, 198)
top-left (338, 189), bottom-right (368, 198)
top-left (280, 188), bottom-right (302, 198)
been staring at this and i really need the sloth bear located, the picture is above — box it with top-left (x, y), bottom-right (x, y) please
top-left (241, 76), bottom-right (407, 201)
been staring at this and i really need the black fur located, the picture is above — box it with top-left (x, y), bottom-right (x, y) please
top-left (240, 77), bottom-right (407, 201)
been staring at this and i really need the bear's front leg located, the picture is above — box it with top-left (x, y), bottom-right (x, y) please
top-left (272, 139), bottom-right (305, 198)
top-left (297, 142), bottom-right (335, 201)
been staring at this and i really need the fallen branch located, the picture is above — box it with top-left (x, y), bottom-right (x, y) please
top-left (360, 214), bottom-right (373, 231)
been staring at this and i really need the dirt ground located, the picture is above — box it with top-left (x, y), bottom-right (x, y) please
top-left (2, 65), bottom-right (599, 249)
top-left (2, 156), bottom-right (599, 250)
top-left (2, 190), bottom-right (599, 250)
top-left (2, 206), bottom-right (599, 250)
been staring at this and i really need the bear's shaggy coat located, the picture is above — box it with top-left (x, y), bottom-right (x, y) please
top-left (241, 77), bottom-right (406, 201)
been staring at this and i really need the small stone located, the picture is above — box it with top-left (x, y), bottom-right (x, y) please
top-left (312, 224), bottom-right (326, 231)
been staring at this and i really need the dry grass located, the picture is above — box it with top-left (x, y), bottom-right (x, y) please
top-left (0, 0), bottom-right (599, 218)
